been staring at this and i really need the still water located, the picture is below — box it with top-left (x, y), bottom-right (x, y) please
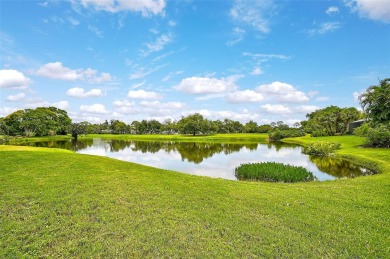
top-left (22, 138), bottom-right (372, 181)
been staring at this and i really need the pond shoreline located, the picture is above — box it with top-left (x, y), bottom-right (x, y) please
top-left (4, 134), bottom-right (376, 181)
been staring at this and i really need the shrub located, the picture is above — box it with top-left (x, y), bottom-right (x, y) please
top-left (268, 129), bottom-right (283, 141)
top-left (235, 162), bottom-right (316, 183)
top-left (353, 123), bottom-right (369, 136)
top-left (311, 130), bottom-right (328, 137)
top-left (305, 141), bottom-right (341, 156)
top-left (365, 124), bottom-right (390, 148)
top-left (268, 129), bottom-right (305, 141)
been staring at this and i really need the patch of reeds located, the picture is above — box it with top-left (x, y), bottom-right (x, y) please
top-left (235, 162), bottom-right (316, 183)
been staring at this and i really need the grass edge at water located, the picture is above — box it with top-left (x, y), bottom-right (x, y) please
top-left (1, 134), bottom-right (390, 257)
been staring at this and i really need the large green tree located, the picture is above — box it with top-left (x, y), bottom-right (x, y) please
top-left (2, 107), bottom-right (71, 136)
top-left (359, 78), bottom-right (390, 125)
top-left (177, 113), bottom-right (210, 136)
top-left (68, 122), bottom-right (88, 140)
top-left (305, 106), bottom-right (361, 135)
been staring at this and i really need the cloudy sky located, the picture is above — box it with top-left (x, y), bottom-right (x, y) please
top-left (1, 0), bottom-right (389, 125)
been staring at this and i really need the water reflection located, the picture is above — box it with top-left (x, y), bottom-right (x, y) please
top-left (18, 138), bottom-right (372, 181)
top-left (309, 156), bottom-right (373, 178)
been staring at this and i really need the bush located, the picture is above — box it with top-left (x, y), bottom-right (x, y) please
top-left (305, 141), bottom-right (341, 156)
top-left (311, 130), bottom-right (329, 137)
top-left (268, 129), bottom-right (305, 141)
top-left (353, 123), bottom-right (369, 136)
top-left (268, 129), bottom-right (283, 141)
top-left (235, 162), bottom-right (316, 183)
top-left (365, 124), bottom-right (390, 148)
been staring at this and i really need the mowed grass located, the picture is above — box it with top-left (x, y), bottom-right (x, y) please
top-left (1, 134), bottom-right (390, 257)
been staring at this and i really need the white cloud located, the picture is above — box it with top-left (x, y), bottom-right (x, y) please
top-left (0, 107), bottom-right (18, 117)
top-left (353, 91), bottom-right (364, 101)
top-left (256, 81), bottom-right (309, 103)
top-left (128, 89), bottom-right (162, 99)
top-left (36, 62), bottom-right (113, 83)
top-left (76, 0), bottom-right (166, 16)
top-left (230, 0), bottom-right (275, 33)
top-left (168, 20), bottom-right (176, 27)
top-left (326, 6), bottom-right (340, 15)
top-left (181, 109), bottom-right (259, 123)
top-left (260, 104), bottom-right (292, 115)
top-left (141, 33), bottom-right (173, 56)
top-left (162, 71), bottom-right (184, 82)
top-left (243, 52), bottom-right (291, 61)
top-left (346, 0), bottom-right (390, 23)
top-left (113, 100), bottom-right (135, 107)
top-left (37, 62), bottom-right (81, 80)
top-left (140, 100), bottom-right (185, 110)
top-left (66, 87), bottom-right (105, 98)
top-left (251, 67), bottom-right (263, 75)
top-left (69, 111), bottom-right (103, 123)
top-left (293, 105), bottom-right (320, 114)
top-left (130, 81), bottom-right (146, 89)
top-left (0, 107), bottom-right (15, 117)
top-left (226, 27), bottom-right (246, 46)
top-left (195, 93), bottom-right (225, 101)
top-left (80, 104), bottom-right (109, 114)
top-left (6, 93), bottom-right (25, 102)
top-left (113, 100), bottom-right (139, 115)
top-left (175, 75), bottom-right (240, 94)
top-left (0, 69), bottom-right (31, 89)
top-left (88, 25), bottom-right (104, 38)
top-left (68, 17), bottom-right (80, 26)
top-left (307, 22), bottom-right (341, 36)
top-left (226, 90), bottom-right (264, 103)
top-left (52, 101), bottom-right (69, 110)
top-left (129, 65), bottom-right (164, 80)
top-left (315, 96), bottom-right (330, 102)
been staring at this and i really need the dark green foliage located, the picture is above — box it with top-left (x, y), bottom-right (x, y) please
top-left (305, 141), bottom-right (341, 156)
top-left (268, 129), bottom-right (306, 141)
top-left (353, 123), bottom-right (369, 136)
top-left (68, 122), bottom-right (88, 140)
top-left (365, 124), bottom-right (390, 148)
top-left (2, 107), bottom-right (71, 136)
top-left (235, 162), bottom-right (316, 182)
top-left (177, 113), bottom-right (213, 135)
top-left (243, 120), bottom-right (258, 133)
top-left (304, 106), bottom-right (361, 135)
top-left (257, 124), bottom-right (272, 133)
top-left (268, 129), bottom-right (284, 141)
top-left (359, 78), bottom-right (390, 126)
top-left (311, 130), bottom-right (329, 137)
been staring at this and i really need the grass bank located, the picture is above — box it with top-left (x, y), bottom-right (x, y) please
top-left (1, 135), bottom-right (389, 257)
top-left (4, 133), bottom-right (268, 145)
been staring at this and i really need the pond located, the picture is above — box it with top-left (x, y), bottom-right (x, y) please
top-left (18, 138), bottom-right (372, 181)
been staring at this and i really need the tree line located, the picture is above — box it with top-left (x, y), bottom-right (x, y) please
top-left (1, 79), bottom-right (388, 147)
top-left (0, 106), bottom-right (360, 138)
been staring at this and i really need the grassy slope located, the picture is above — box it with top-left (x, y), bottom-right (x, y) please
top-left (1, 134), bottom-right (389, 257)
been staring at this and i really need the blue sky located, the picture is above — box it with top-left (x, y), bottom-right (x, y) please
top-left (1, 0), bottom-right (389, 125)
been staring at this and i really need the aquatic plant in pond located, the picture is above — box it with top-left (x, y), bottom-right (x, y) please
top-left (235, 162), bottom-right (316, 183)
top-left (305, 141), bottom-right (341, 156)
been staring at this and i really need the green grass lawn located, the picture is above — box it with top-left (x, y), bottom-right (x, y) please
top-left (1, 134), bottom-right (389, 257)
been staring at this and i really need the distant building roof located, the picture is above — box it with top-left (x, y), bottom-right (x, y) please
top-left (350, 119), bottom-right (365, 123)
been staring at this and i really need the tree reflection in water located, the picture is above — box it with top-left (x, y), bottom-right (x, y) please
top-left (17, 138), bottom-right (375, 180)
top-left (309, 155), bottom-right (374, 178)
top-left (130, 141), bottom-right (258, 164)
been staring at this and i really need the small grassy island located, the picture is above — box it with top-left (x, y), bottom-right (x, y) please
top-left (1, 134), bottom-right (389, 257)
top-left (235, 162), bottom-right (316, 182)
